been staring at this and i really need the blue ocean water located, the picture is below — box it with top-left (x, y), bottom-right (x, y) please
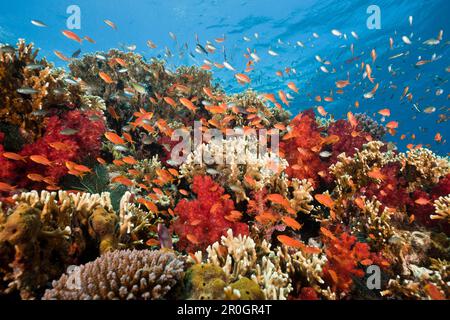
top-left (0, 0), bottom-right (448, 155)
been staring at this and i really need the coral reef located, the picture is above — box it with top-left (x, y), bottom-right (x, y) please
top-left (0, 41), bottom-right (448, 301)
top-left (43, 249), bottom-right (186, 300)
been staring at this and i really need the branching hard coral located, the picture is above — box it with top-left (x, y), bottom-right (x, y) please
top-left (180, 134), bottom-right (288, 202)
top-left (43, 249), bottom-right (186, 300)
top-left (276, 245), bottom-right (327, 298)
top-left (399, 148), bottom-right (450, 191)
top-left (432, 195), bottom-right (450, 223)
top-left (0, 40), bottom-right (84, 141)
top-left (172, 175), bottom-right (249, 252)
top-left (193, 229), bottom-right (292, 300)
top-left (0, 190), bottom-right (118, 299)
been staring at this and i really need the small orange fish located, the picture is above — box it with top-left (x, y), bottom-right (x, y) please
top-left (84, 36), bottom-right (96, 43)
top-left (378, 108), bottom-right (391, 117)
top-left (367, 167), bottom-right (385, 180)
top-left (2, 152), bottom-right (26, 162)
top-left (145, 239), bottom-right (160, 247)
top-left (62, 30), bottom-right (82, 43)
top-left (99, 72), bottom-right (114, 84)
top-left (179, 97), bottom-right (197, 112)
top-left (434, 133), bottom-right (442, 143)
top-left (0, 182), bottom-right (16, 192)
top-left (48, 141), bottom-right (71, 151)
top-left (27, 173), bottom-right (45, 182)
top-left (320, 227), bottom-right (337, 240)
top-left (186, 234), bottom-right (200, 244)
top-left (235, 73), bottom-right (251, 84)
top-left (30, 155), bottom-right (52, 166)
top-left (315, 193), bottom-right (334, 208)
top-left (74, 164), bottom-right (92, 173)
top-left (122, 156), bottom-right (138, 165)
top-left (281, 216), bottom-right (302, 230)
top-left (287, 82), bottom-right (299, 93)
top-left (277, 235), bottom-right (304, 248)
top-left (97, 157), bottom-right (106, 165)
top-left (105, 132), bottom-right (125, 145)
top-left (386, 121), bottom-right (398, 129)
top-left (225, 210), bottom-right (243, 222)
top-left (278, 90), bottom-right (290, 106)
top-left (317, 106), bottom-right (328, 116)
top-left (415, 197), bottom-right (430, 205)
top-left (54, 50), bottom-right (70, 61)
top-left (347, 111), bottom-right (358, 127)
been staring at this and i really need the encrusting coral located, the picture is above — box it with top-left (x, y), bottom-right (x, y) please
top-left (43, 249), bottom-right (186, 300)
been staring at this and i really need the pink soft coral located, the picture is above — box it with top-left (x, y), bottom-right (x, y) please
top-left (173, 175), bottom-right (249, 252)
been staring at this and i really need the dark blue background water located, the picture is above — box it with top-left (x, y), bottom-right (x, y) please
top-left (0, 0), bottom-right (449, 155)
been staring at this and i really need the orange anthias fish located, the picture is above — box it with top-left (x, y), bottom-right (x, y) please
top-left (347, 111), bottom-right (358, 127)
top-left (105, 132), bottom-right (125, 145)
top-left (281, 216), bottom-right (302, 231)
top-left (235, 73), bottom-right (251, 84)
top-left (287, 82), bottom-right (299, 93)
top-left (378, 108), bottom-right (391, 117)
top-left (415, 197), bottom-right (430, 205)
top-left (277, 235), bottom-right (321, 254)
top-left (99, 72), bottom-right (114, 84)
top-left (29, 155), bottom-right (52, 166)
top-left (179, 97), bottom-right (197, 112)
top-left (434, 133), bottom-right (442, 143)
top-left (317, 106), bottom-right (328, 116)
top-left (0, 182), bottom-right (16, 192)
top-left (386, 121), bottom-right (398, 129)
top-left (2, 152), bottom-right (26, 162)
top-left (54, 50), bottom-right (70, 61)
top-left (62, 30), bottom-right (82, 43)
top-left (368, 167), bottom-right (386, 180)
top-left (314, 193), bottom-right (334, 208)
top-left (278, 90), bottom-right (289, 106)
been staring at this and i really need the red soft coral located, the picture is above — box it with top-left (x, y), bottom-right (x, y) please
top-left (280, 109), bottom-right (328, 187)
top-left (173, 175), bottom-right (248, 252)
top-left (328, 119), bottom-right (371, 163)
top-left (363, 163), bottom-right (411, 210)
top-left (16, 110), bottom-right (105, 188)
top-left (322, 231), bottom-right (387, 295)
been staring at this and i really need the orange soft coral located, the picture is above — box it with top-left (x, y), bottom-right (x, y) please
top-left (322, 231), bottom-right (388, 295)
top-left (172, 175), bottom-right (248, 252)
top-left (280, 109), bottom-right (328, 187)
